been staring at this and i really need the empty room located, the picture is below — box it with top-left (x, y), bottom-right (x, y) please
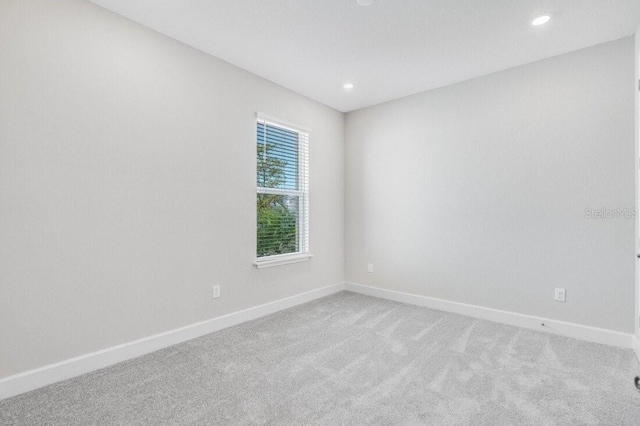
top-left (2, 0), bottom-right (640, 424)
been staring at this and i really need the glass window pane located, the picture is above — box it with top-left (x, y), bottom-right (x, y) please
top-left (257, 123), bottom-right (299, 190)
top-left (257, 193), bottom-right (299, 257)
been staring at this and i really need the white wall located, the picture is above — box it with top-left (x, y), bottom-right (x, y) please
top-left (0, 0), bottom-right (344, 379)
top-left (635, 26), bottom-right (640, 337)
top-left (345, 38), bottom-right (636, 333)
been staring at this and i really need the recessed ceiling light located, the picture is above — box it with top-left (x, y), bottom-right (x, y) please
top-left (357, 0), bottom-right (373, 6)
top-left (531, 14), bottom-right (551, 26)
top-left (343, 83), bottom-right (354, 89)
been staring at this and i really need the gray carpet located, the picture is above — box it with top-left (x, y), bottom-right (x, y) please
top-left (2, 291), bottom-right (640, 425)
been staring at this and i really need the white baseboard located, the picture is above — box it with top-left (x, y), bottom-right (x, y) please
top-left (345, 282), bottom-right (634, 349)
top-left (0, 282), bottom-right (345, 401)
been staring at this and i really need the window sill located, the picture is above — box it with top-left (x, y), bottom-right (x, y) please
top-left (254, 253), bottom-right (313, 269)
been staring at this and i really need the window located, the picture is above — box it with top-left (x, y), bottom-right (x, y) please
top-left (255, 113), bottom-right (310, 268)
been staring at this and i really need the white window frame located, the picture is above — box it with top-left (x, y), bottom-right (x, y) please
top-left (255, 112), bottom-right (311, 268)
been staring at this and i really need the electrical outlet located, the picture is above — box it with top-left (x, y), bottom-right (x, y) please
top-left (212, 285), bottom-right (221, 299)
top-left (554, 288), bottom-right (566, 302)
top-left (367, 263), bottom-right (373, 273)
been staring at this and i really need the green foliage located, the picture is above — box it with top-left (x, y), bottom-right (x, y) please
top-left (257, 195), bottom-right (298, 257)
top-left (257, 144), bottom-right (286, 188)
top-left (257, 143), bottom-right (298, 257)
